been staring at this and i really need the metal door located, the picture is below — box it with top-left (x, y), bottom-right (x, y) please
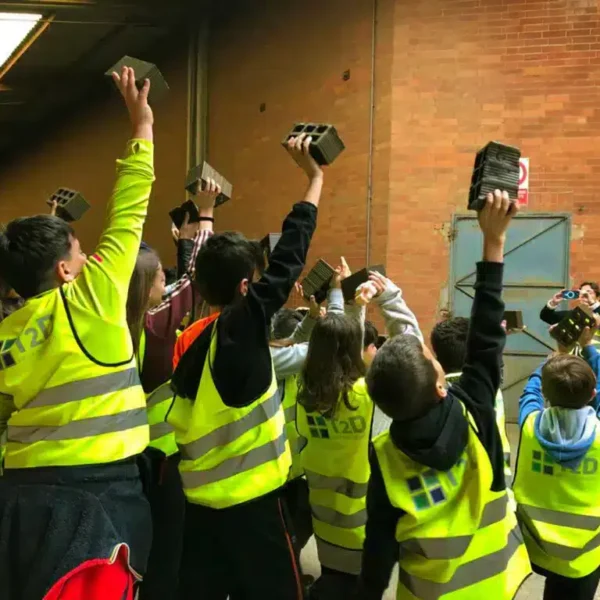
top-left (449, 213), bottom-right (571, 423)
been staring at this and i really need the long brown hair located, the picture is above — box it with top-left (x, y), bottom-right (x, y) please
top-left (127, 246), bottom-right (160, 359)
top-left (298, 313), bottom-right (366, 416)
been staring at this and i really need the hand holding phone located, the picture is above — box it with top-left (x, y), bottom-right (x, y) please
top-left (561, 290), bottom-right (580, 300)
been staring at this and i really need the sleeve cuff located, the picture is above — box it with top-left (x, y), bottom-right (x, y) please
top-left (128, 138), bottom-right (154, 153)
top-left (328, 288), bottom-right (344, 305)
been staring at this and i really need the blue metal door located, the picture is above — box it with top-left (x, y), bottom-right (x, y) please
top-left (449, 213), bottom-right (571, 423)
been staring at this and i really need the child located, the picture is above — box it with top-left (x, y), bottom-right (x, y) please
top-left (296, 271), bottom-right (421, 598)
top-left (513, 326), bottom-right (600, 600)
top-left (431, 316), bottom-right (513, 484)
top-left (167, 133), bottom-right (323, 599)
top-left (359, 191), bottom-right (531, 599)
top-left (126, 183), bottom-right (219, 600)
top-left (0, 67), bottom-right (155, 599)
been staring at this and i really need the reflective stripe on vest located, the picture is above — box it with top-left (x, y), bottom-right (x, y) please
top-left (180, 430), bottom-right (288, 489)
top-left (374, 408), bottom-right (530, 600)
top-left (145, 382), bottom-right (177, 456)
top-left (0, 286), bottom-right (149, 468)
top-left (8, 408), bottom-right (147, 442)
top-left (400, 495), bottom-right (508, 560)
top-left (517, 505), bottom-right (600, 561)
top-left (26, 368), bottom-right (139, 409)
top-left (398, 525), bottom-right (525, 599)
top-left (296, 378), bottom-right (373, 575)
top-left (514, 411), bottom-right (600, 578)
top-left (169, 320), bottom-right (291, 508)
top-left (315, 538), bottom-right (362, 575)
top-left (305, 470), bottom-right (369, 499)
top-left (280, 375), bottom-right (303, 480)
top-left (180, 389), bottom-right (281, 461)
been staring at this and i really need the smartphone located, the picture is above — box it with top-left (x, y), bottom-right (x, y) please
top-left (169, 200), bottom-right (201, 229)
top-left (562, 290), bottom-right (580, 300)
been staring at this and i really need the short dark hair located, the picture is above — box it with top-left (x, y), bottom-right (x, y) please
top-left (364, 320), bottom-right (379, 349)
top-left (430, 317), bottom-right (469, 373)
top-left (580, 282), bottom-right (600, 297)
top-left (194, 232), bottom-right (256, 307)
top-left (0, 215), bottom-right (74, 299)
top-left (542, 354), bottom-right (596, 409)
top-left (272, 308), bottom-right (303, 340)
top-left (366, 335), bottom-right (439, 422)
top-left (249, 240), bottom-right (266, 276)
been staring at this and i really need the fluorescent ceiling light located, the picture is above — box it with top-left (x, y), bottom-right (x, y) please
top-left (0, 13), bottom-right (42, 70)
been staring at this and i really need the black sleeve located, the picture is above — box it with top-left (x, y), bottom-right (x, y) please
top-left (248, 201), bottom-right (317, 322)
top-left (540, 304), bottom-right (567, 325)
top-left (177, 239), bottom-right (195, 279)
top-left (357, 450), bottom-right (401, 599)
top-left (455, 262), bottom-right (506, 491)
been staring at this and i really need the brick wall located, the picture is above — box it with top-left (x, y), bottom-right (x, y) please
top-left (209, 0), bottom-right (600, 333)
top-left (388, 0), bottom-right (600, 330)
top-left (2, 0), bottom-right (600, 334)
top-left (0, 45), bottom-right (189, 267)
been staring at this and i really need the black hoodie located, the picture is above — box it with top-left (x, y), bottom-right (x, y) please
top-left (359, 262), bottom-right (506, 598)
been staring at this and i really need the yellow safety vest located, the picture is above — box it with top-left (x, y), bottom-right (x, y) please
top-left (374, 407), bottom-right (530, 599)
top-left (146, 381), bottom-right (178, 456)
top-left (138, 331), bottom-right (178, 457)
top-left (296, 378), bottom-right (373, 575)
top-left (0, 286), bottom-right (148, 469)
top-left (513, 411), bottom-right (600, 578)
top-left (280, 375), bottom-right (304, 480)
top-left (446, 373), bottom-right (512, 482)
top-left (168, 321), bottom-right (291, 508)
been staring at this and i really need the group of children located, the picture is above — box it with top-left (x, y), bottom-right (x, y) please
top-left (0, 66), bottom-right (599, 600)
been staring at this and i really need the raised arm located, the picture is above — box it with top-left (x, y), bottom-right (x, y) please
top-left (71, 66), bottom-right (154, 320)
top-left (455, 193), bottom-right (517, 487)
top-left (248, 134), bottom-right (323, 321)
top-left (371, 272), bottom-right (423, 342)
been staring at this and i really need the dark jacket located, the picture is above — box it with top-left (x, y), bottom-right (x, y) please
top-left (540, 302), bottom-right (600, 326)
top-left (172, 201), bottom-right (317, 407)
top-left (359, 262), bottom-right (506, 598)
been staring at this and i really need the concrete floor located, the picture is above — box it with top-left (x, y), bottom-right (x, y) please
top-left (298, 424), bottom-right (600, 599)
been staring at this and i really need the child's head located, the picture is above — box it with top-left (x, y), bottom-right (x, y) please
top-left (363, 320), bottom-right (379, 367)
top-left (541, 354), bottom-right (596, 409)
top-left (0, 216), bottom-right (87, 299)
top-left (430, 317), bottom-right (469, 374)
top-left (366, 335), bottom-right (447, 422)
top-left (271, 308), bottom-right (303, 341)
top-left (194, 232), bottom-right (257, 308)
top-left (298, 313), bottom-right (366, 415)
top-left (127, 245), bottom-right (164, 354)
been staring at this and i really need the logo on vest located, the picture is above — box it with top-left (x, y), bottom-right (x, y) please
top-left (306, 414), bottom-right (368, 439)
top-left (0, 315), bottom-right (53, 370)
top-left (532, 450), bottom-right (598, 475)
top-left (406, 457), bottom-right (466, 511)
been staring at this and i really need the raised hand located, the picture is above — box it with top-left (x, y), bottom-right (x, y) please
top-left (111, 66), bottom-right (153, 141)
top-left (477, 189), bottom-right (518, 262)
top-left (286, 133), bottom-right (323, 182)
top-left (355, 281), bottom-right (378, 307)
top-left (193, 177), bottom-right (222, 212)
top-left (368, 271), bottom-right (387, 298)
